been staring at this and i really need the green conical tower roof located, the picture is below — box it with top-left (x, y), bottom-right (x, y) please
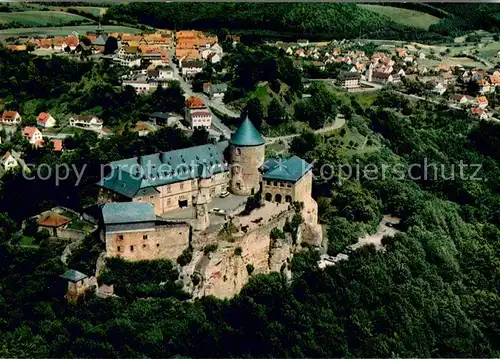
top-left (230, 117), bottom-right (265, 146)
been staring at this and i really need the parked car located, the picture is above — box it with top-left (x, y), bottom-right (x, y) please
top-left (219, 191), bottom-right (230, 198)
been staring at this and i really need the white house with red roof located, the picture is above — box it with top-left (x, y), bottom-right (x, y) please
top-left (185, 96), bottom-right (212, 129)
top-left (64, 35), bottom-right (79, 51)
top-left (1, 151), bottom-right (18, 172)
top-left (22, 126), bottom-right (43, 146)
top-left (471, 107), bottom-right (489, 120)
top-left (477, 96), bottom-right (489, 109)
top-left (0, 110), bottom-right (21, 125)
top-left (36, 112), bottom-right (56, 128)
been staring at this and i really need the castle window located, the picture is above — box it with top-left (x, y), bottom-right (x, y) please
top-left (192, 180), bottom-right (196, 187)
top-left (150, 196), bottom-right (154, 199)
top-left (266, 181), bottom-right (271, 186)
top-left (167, 185), bottom-right (171, 193)
top-left (143, 244), bottom-right (147, 248)
top-left (143, 235), bottom-right (148, 240)
top-left (167, 198), bottom-right (171, 206)
top-left (211, 176), bottom-right (215, 182)
top-left (130, 245), bottom-right (134, 252)
top-left (287, 183), bottom-right (292, 188)
top-left (279, 182), bottom-right (284, 187)
top-left (236, 148), bottom-right (241, 155)
top-left (157, 243), bottom-right (160, 247)
top-left (117, 246), bottom-right (121, 252)
top-left (273, 181), bottom-right (278, 187)
top-left (119, 235), bottom-right (124, 240)
top-left (180, 183), bottom-right (184, 190)
top-left (210, 188), bottom-right (215, 196)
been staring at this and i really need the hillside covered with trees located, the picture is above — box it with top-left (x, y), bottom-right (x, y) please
top-left (104, 3), bottom-right (446, 42)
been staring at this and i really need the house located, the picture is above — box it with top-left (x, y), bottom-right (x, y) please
top-left (51, 139), bottom-right (63, 152)
top-left (477, 96), bottom-right (489, 109)
top-left (311, 61), bottom-right (326, 71)
top-left (36, 112), bottom-right (56, 128)
top-left (454, 94), bottom-right (472, 105)
top-left (185, 96), bottom-right (211, 129)
top-left (64, 35), bottom-right (79, 51)
top-left (471, 107), bottom-right (489, 120)
top-left (372, 72), bottom-right (393, 84)
top-left (60, 269), bottom-right (96, 303)
top-left (69, 115), bottom-right (103, 130)
top-left (337, 71), bottom-right (361, 89)
top-left (22, 126), bottom-right (43, 146)
top-left (0, 110), bottom-right (21, 125)
top-left (38, 211), bottom-right (72, 237)
top-left (433, 82), bottom-right (447, 95)
top-left (181, 59), bottom-right (203, 77)
top-left (206, 52), bottom-right (221, 64)
top-left (148, 112), bottom-right (176, 126)
top-left (203, 83), bottom-right (228, 99)
top-left (1, 151), bottom-right (18, 172)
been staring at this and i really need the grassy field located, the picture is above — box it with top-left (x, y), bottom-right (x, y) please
top-left (56, 6), bottom-right (108, 17)
top-left (0, 11), bottom-right (91, 27)
top-left (0, 25), bottom-right (142, 38)
top-left (359, 4), bottom-right (441, 30)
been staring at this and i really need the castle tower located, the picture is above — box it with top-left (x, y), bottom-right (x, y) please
top-left (193, 170), bottom-right (210, 231)
top-left (229, 117), bottom-right (265, 196)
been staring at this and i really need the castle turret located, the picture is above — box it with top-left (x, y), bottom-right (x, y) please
top-left (229, 117), bottom-right (265, 196)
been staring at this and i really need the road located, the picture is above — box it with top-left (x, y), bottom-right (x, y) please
top-left (168, 49), bottom-right (235, 138)
top-left (265, 114), bottom-right (346, 144)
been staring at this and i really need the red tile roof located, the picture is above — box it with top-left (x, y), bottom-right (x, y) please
top-left (51, 139), bottom-right (63, 152)
top-left (185, 96), bottom-right (205, 109)
top-left (22, 126), bottom-right (40, 139)
top-left (2, 110), bottom-right (19, 120)
top-left (38, 212), bottom-right (71, 228)
top-left (36, 112), bottom-right (51, 124)
top-left (64, 35), bottom-right (79, 47)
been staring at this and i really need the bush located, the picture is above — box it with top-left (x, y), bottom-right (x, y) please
top-left (246, 263), bottom-right (255, 275)
top-left (177, 246), bottom-right (193, 266)
top-left (203, 243), bottom-right (218, 255)
top-left (270, 227), bottom-right (285, 240)
top-left (234, 247), bottom-right (243, 256)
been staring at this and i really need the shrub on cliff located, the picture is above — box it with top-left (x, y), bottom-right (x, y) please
top-left (177, 246), bottom-right (193, 266)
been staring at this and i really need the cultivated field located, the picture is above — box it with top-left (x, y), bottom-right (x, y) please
top-left (0, 11), bottom-right (90, 27)
top-left (0, 25), bottom-right (142, 38)
top-left (53, 6), bottom-right (108, 17)
top-left (359, 4), bottom-right (441, 30)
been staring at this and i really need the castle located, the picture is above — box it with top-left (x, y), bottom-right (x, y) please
top-left (97, 118), bottom-right (319, 262)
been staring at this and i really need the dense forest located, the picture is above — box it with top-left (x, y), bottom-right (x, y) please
top-left (1, 38), bottom-right (500, 356)
top-left (104, 3), bottom-right (446, 42)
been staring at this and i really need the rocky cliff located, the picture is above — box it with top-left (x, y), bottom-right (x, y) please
top-left (180, 207), bottom-right (322, 299)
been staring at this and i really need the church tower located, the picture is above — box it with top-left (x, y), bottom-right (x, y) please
top-left (229, 117), bottom-right (265, 196)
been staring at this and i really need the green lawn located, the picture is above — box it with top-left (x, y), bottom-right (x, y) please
top-left (0, 25), bottom-right (142, 38)
top-left (359, 4), bottom-right (441, 30)
top-left (325, 126), bottom-right (380, 156)
top-left (19, 236), bottom-right (38, 247)
top-left (0, 11), bottom-right (91, 26)
top-left (59, 6), bottom-right (107, 17)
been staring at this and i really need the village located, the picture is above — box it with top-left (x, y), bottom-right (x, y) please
top-left (1, 24), bottom-right (500, 301)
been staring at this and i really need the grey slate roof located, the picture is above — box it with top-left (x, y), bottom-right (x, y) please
top-left (262, 156), bottom-right (313, 182)
top-left (60, 269), bottom-right (87, 282)
top-left (92, 33), bottom-right (108, 46)
top-left (97, 142), bottom-right (229, 198)
top-left (102, 202), bottom-right (156, 224)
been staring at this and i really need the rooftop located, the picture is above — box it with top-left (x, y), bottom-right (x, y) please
top-left (102, 202), bottom-right (156, 225)
top-left (38, 212), bottom-right (71, 228)
top-left (262, 155), bottom-right (313, 182)
top-left (60, 269), bottom-right (87, 282)
top-left (97, 141), bottom-right (229, 198)
top-left (230, 118), bottom-right (265, 147)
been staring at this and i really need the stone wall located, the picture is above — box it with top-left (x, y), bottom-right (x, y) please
top-left (106, 222), bottom-right (190, 261)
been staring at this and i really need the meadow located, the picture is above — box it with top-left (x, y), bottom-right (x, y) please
top-left (359, 4), bottom-right (441, 30)
top-left (0, 11), bottom-right (91, 27)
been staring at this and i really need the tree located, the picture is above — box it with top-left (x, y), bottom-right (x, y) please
top-left (245, 98), bottom-right (264, 129)
top-left (191, 127), bottom-right (211, 146)
top-left (267, 98), bottom-right (286, 127)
